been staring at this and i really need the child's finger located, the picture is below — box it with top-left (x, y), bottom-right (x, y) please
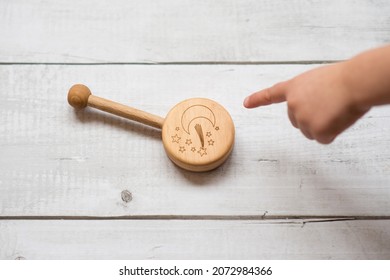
top-left (243, 82), bottom-right (288, 108)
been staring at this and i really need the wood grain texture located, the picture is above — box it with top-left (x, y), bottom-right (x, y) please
top-left (1, 0), bottom-right (390, 63)
top-left (1, 220), bottom-right (390, 259)
top-left (162, 98), bottom-right (235, 172)
top-left (1, 64), bottom-right (390, 217)
top-left (88, 94), bottom-right (165, 129)
top-left (1, 0), bottom-right (389, 261)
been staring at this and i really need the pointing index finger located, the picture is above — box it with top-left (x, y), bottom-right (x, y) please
top-left (244, 81), bottom-right (288, 108)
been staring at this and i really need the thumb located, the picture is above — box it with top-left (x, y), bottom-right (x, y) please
top-left (244, 81), bottom-right (288, 108)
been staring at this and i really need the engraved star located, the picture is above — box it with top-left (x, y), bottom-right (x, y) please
top-left (172, 134), bottom-right (181, 143)
top-left (206, 132), bottom-right (212, 137)
top-left (208, 139), bottom-right (215, 146)
top-left (215, 126), bottom-right (220, 131)
top-left (175, 127), bottom-right (180, 131)
top-left (198, 147), bottom-right (207, 157)
top-left (179, 146), bottom-right (186, 153)
top-left (185, 139), bottom-right (192, 146)
top-left (191, 147), bottom-right (196, 152)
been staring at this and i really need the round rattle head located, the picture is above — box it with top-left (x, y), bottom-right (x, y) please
top-left (67, 84), bottom-right (91, 109)
top-left (162, 98), bottom-right (235, 172)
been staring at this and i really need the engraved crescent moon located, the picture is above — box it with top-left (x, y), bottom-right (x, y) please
top-left (181, 105), bottom-right (216, 134)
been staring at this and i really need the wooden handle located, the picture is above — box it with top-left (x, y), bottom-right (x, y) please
top-left (67, 84), bottom-right (164, 129)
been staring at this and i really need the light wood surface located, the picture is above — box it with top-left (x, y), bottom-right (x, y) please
top-left (1, 64), bottom-right (389, 217)
top-left (1, 220), bottom-right (390, 259)
top-left (1, 0), bottom-right (390, 259)
top-left (1, 0), bottom-right (390, 63)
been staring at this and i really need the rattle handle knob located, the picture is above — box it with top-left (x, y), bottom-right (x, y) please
top-left (68, 84), bottom-right (164, 129)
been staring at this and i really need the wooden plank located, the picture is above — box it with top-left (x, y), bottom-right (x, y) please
top-left (1, 64), bottom-right (390, 217)
top-left (1, 219), bottom-right (390, 259)
top-left (1, 0), bottom-right (389, 63)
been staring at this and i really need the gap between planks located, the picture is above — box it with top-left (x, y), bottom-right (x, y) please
top-left (1, 215), bottom-right (390, 224)
top-left (0, 60), bottom-right (341, 66)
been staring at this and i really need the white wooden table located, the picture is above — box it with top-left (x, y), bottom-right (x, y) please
top-left (1, 0), bottom-right (390, 259)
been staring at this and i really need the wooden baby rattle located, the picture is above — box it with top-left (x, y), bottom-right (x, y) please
top-left (68, 84), bottom-right (235, 172)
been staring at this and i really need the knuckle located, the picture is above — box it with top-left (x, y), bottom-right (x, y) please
top-left (316, 135), bottom-right (336, 144)
top-left (295, 114), bottom-right (310, 129)
top-left (287, 99), bottom-right (298, 111)
top-left (264, 88), bottom-right (272, 103)
top-left (311, 121), bottom-right (335, 144)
